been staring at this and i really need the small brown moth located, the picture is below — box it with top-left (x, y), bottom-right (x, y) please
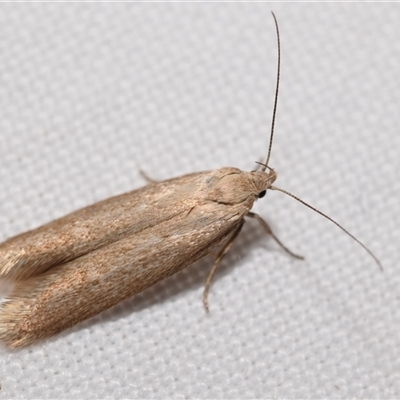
top-left (0, 13), bottom-right (381, 348)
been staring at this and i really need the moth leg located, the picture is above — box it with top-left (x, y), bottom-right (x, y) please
top-left (247, 211), bottom-right (304, 260)
top-left (139, 170), bottom-right (158, 183)
top-left (203, 220), bottom-right (245, 313)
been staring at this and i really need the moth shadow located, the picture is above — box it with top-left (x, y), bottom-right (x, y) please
top-left (60, 217), bottom-right (289, 341)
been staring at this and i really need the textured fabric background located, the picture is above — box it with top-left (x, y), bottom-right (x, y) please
top-left (0, 3), bottom-right (399, 399)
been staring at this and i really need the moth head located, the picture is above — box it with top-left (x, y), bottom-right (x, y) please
top-left (251, 168), bottom-right (277, 199)
top-left (203, 167), bottom-right (274, 205)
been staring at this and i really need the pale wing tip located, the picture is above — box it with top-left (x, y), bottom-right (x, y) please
top-left (0, 302), bottom-right (36, 348)
top-left (0, 251), bottom-right (25, 281)
top-left (0, 249), bottom-right (47, 282)
top-left (0, 331), bottom-right (31, 348)
top-left (0, 326), bottom-right (32, 349)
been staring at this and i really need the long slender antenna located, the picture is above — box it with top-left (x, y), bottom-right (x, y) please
top-left (270, 186), bottom-right (383, 271)
top-left (262, 11), bottom-right (281, 172)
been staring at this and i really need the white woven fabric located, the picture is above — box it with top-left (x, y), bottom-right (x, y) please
top-left (0, 3), bottom-right (399, 398)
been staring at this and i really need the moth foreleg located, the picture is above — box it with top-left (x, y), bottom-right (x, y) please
top-left (203, 219), bottom-right (245, 313)
top-left (247, 212), bottom-right (304, 260)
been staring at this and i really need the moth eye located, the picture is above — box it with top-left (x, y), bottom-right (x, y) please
top-left (258, 190), bottom-right (266, 198)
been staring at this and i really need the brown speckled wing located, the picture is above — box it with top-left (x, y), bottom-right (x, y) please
top-left (0, 171), bottom-right (215, 281)
top-left (0, 197), bottom-right (243, 347)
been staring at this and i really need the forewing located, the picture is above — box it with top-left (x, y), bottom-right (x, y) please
top-left (0, 200), bottom-right (244, 347)
top-left (0, 171), bottom-right (211, 281)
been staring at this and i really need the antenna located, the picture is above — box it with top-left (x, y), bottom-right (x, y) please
top-left (262, 11), bottom-right (281, 172)
top-left (271, 186), bottom-right (383, 271)
top-left (261, 13), bottom-right (382, 270)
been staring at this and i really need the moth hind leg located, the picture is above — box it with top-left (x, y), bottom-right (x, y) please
top-left (139, 170), bottom-right (158, 184)
top-left (247, 211), bottom-right (304, 260)
top-left (203, 220), bottom-right (245, 313)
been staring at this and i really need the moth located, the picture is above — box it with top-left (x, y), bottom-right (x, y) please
top-left (0, 13), bottom-right (381, 348)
